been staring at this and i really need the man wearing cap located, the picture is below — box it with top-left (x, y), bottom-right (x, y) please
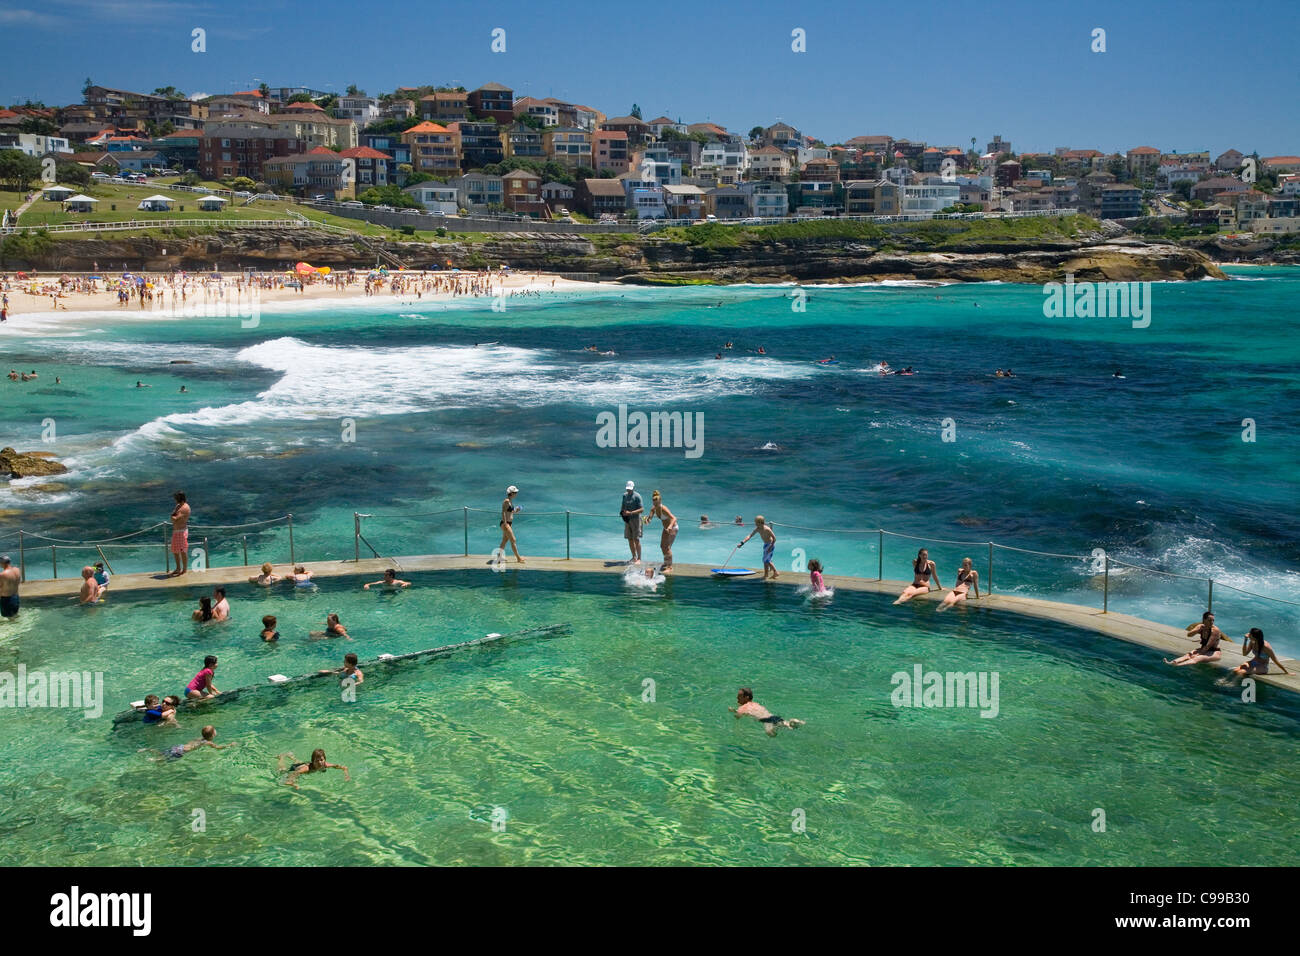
top-left (0, 554), bottom-right (19, 619)
top-left (620, 481), bottom-right (644, 564)
top-left (498, 485), bottom-right (524, 563)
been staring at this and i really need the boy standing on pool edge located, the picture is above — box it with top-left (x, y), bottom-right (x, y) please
top-left (738, 515), bottom-right (778, 579)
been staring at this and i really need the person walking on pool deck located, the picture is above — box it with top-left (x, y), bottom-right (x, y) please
top-left (938, 557), bottom-right (980, 611)
top-left (169, 491), bottom-right (191, 577)
top-left (620, 481), bottom-right (644, 564)
top-left (185, 656), bottom-right (220, 699)
top-left (1219, 627), bottom-right (1290, 684)
top-left (730, 687), bottom-right (805, 737)
top-left (645, 490), bottom-right (678, 573)
top-left (278, 749), bottom-right (350, 789)
top-left (1165, 611), bottom-right (1227, 666)
top-left (0, 554), bottom-right (20, 620)
top-left (738, 515), bottom-right (778, 579)
top-left (498, 485), bottom-right (525, 564)
top-left (895, 548), bottom-right (941, 604)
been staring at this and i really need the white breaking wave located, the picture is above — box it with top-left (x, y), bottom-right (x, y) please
top-left (89, 337), bottom-right (812, 456)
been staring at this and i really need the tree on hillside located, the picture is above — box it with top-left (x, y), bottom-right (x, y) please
top-left (630, 103), bottom-right (642, 119)
top-left (83, 77), bottom-right (94, 97)
top-left (55, 161), bottom-right (90, 188)
top-left (287, 93), bottom-right (313, 104)
top-left (346, 84), bottom-right (364, 96)
top-left (749, 126), bottom-right (764, 141)
top-left (258, 82), bottom-right (270, 97)
top-left (0, 149), bottom-right (41, 193)
top-left (19, 117), bottom-right (59, 135)
top-left (153, 86), bottom-right (186, 100)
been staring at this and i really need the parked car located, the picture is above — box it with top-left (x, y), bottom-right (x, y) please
top-left (342, 201), bottom-right (364, 208)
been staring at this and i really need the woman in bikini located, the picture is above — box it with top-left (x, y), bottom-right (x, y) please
top-left (1219, 627), bottom-right (1289, 684)
top-left (938, 557), bottom-right (980, 611)
top-left (1165, 611), bottom-right (1226, 666)
top-left (643, 490), bottom-right (678, 573)
top-left (278, 749), bottom-right (350, 789)
top-left (498, 485), bottom-right (524, 563)
top-left (894, 548), bottom-right (941, 604)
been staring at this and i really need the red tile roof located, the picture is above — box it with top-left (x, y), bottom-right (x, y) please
top-left (340, 146), bottom-right (390, 159)
top-left (405, 121), bottom-right (450, 134)
top-left (284, 101), bottom-right (325, 112)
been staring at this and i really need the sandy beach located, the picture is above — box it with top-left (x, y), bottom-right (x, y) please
top-left (0, 269), bottom-right (621, 325)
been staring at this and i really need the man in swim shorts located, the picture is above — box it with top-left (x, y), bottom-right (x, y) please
top-left (148, 725), bottom-right (228, 762)
top-left (169, 491), bottom-right (190, 576)
top-left (739, 515), bottom-right (778, 579)
top-left (730, 687), bottom-right (804, 737)
top-left (0, 555), bottom-right (19, 619)
top-left (620, 481), bottom-right (644, 564)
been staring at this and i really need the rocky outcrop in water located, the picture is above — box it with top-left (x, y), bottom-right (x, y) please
top-left (1, 447), bottom-right (69, 479)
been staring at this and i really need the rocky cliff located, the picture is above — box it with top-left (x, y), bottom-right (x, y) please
top-left (1, 447), bottom-right (68, 479)
top-left (6, 226), bottom-right (1225, 284)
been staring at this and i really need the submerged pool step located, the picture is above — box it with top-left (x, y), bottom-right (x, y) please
top-left (111, 623), bottom-right (571, 728)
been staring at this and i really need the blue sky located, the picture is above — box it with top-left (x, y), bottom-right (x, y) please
top-left (2, 0), bottom-right (1297, 155)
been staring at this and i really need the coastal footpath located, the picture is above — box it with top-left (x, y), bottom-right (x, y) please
top-left (2, 216), bottom-right (1225, 284)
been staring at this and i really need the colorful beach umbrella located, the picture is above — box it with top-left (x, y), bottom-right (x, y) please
top-left (294, 262), bottom-right (314, 275)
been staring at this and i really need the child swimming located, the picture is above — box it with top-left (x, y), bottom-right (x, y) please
top-left (147, 725), bottom-right (229, 762)
top-left (803, 558), bottom-right (833, 600)
top-left (260, 614), bottom-right (280, 642)
top-left (729, 687), bottom-right (805, 737)
top-left (738, 515), bottom-right (778, 579)
top-left (278, 749), bottom-right (351, 789)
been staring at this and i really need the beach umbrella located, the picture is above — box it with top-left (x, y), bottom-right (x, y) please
top-left (316, 266), bottom-right (331, 275)
top-left (294, 262), bottom-right (314, 275)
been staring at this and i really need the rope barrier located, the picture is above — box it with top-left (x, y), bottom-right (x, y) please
top-left (1205, 581), bottom-right (1300, 608)
top-left (991, 543), bottom-right (1090, 561)
top-left (190, 516), bottom-right (290, 531)
top-left (1106, 558), bottom-right (1211, 581)
top-left (19, 522), bottom-right (169, 545)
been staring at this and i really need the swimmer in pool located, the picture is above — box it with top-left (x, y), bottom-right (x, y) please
top-left (318, 651), bottom-right (364, 684)
top-left (310, 613), bottom-right (351, 640)
top-left (894, 548), bottom-right (941, 604)
top-left (147, 725), bottom-right (229, 762)
top-left (288, 565), bottom-right (314, 587)
top-left (278, 749), bottom-right (350, 789)
top-left (79, 566), bottom-right (104, 605)
top-left (937, 557), bottom-right (980, 611)
top-left (260, 614), bottom-right (280, 642)
top-left (140, 694), bottom-right (178, 726)
top-left (738, 515), bottom-right (778, 579)
top-left (699, 515), bottom-right (720, 529)
top-left (363, 568), bottom-right (411, 589)
top-left (730, 687), bottom-right (804, 737)
top-left (250, 562), bottom-right (281, 586)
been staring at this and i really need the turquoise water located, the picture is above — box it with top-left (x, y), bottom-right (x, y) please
top-left (3, 268), bottom-right (1298, 652)
top-left (2, 570), bottom-right (1298, 866)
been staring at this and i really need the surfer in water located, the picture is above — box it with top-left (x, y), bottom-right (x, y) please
top-left (894, 548), bottom-right (941, 604)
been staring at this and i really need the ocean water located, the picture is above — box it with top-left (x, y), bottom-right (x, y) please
top-left (2, 570), bottom-right (1298, 866)
top-left (3, 268), bottom-right (1297, 651)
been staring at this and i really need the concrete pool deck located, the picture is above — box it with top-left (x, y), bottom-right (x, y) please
top-left (16, 554), bottom-right (1300, 695)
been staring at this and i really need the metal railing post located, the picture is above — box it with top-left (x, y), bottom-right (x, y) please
top-left (878, 530), bottom-right (883, 580)
top-left (463, 507), bottom-right (469, 557)
top-left (988, 543), bottom-right (994, 596)
top-left (566, 511), bottom-right (571, 560)
top-left (287, 514), bottom-right (295, 566)
top-left (164, 526), bottom-right (170, 573)
top-left (354, 513), bottom-right (360, 563)
top-left (18, 530), bottom-right (25, 582)
top-left (1103, 555), bottom-right (1109, 613)
top-left (1207, 579), bottom-right (1213, 613)
top-left (203, 537), bottom-right (210, 572)
top-left (242, 535), bottom-right (248, 568)
top-left (51, 546), bottom-right (58, 579)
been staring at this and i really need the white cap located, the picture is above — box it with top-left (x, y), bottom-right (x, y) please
top-left (506, 485), bottom-right (518, 494)
top-left (625, 481), bottom-right (635, 491)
